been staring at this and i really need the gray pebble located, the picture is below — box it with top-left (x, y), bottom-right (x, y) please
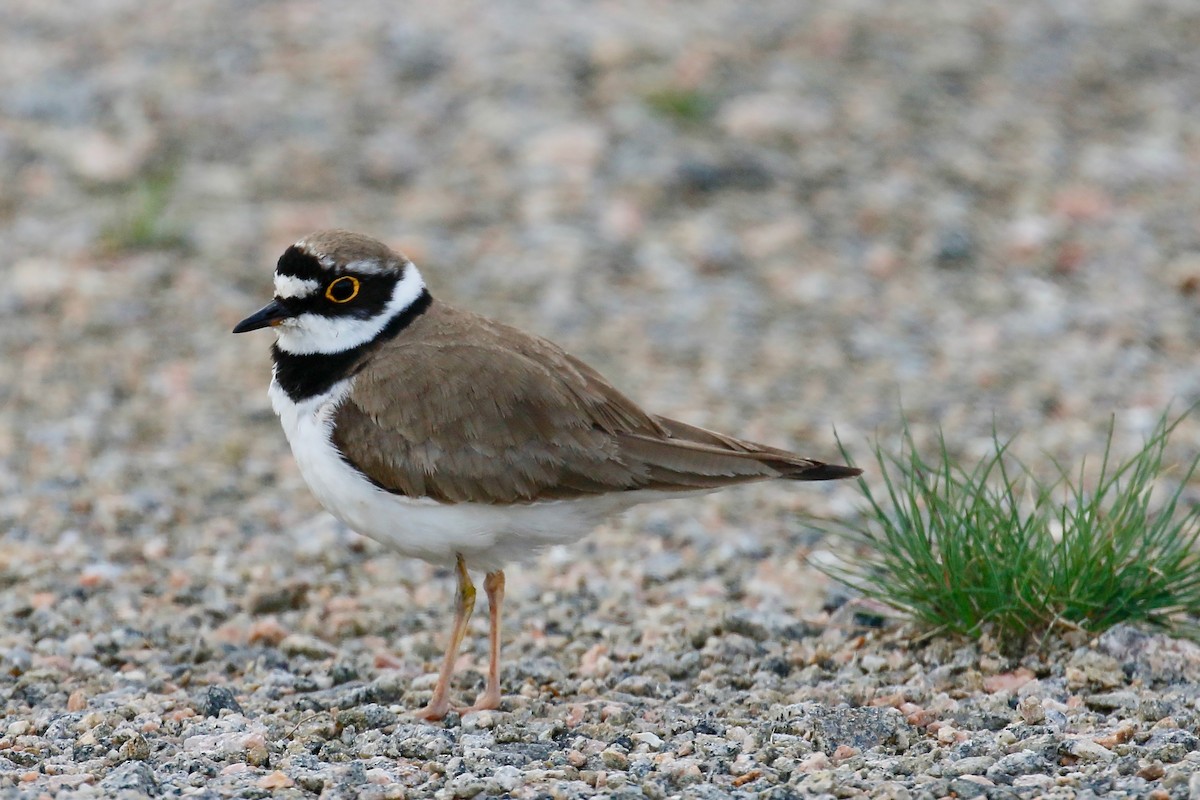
top-left (99, 761), bottom-right (160, 796)
top-left (986, 750), bottom-right (1052, 781)
top-left (200, 686), bottom-right (243, 718)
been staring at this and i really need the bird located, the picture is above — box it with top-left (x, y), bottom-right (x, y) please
top-left (232, 229), bottom-right (861, 721)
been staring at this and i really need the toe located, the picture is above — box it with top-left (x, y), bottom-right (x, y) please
top-left (461, 691), bottom-right (501, 715)
top-left (414, 700), bottom-right (450, 721)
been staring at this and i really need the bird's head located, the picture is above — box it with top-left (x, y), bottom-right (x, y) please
top-left (233, 230), bottom-right (426, 355)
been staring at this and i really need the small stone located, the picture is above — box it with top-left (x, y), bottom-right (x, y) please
top-left (901, 702), bottom-right (935, 727)
top-left (987, 750), bottom-right (1050, 779)
top-left (368, 671), bottom-right (408, 704)
top-left (1018, 696), bottom-right (1046, 724)
top-left (600, 748), bottom-right (629, 769)
top-left (280, 634), bottom-right (337, 659)
top-left (64, 128), bottom-right (157, 185)
top-left (784, 703), bottom-right (909, 754)
top-left (246, 582), bottom-right (308, 614)
top-left (1064, 738), bottom-right (1115, 762)
top-left (200, 686), bottom-right (243, 718)
top-left (612, 675), bottom-right (662, 697)
top-left (719, 93), bottom-right (830, 140)
top-left (461, 710), bottom-right (495, 729)
top-left (336, 704), bottom-right (397, 731)
top-left (330, 661), bottom-right (359, 685)
top-left (670, 760), bottom-right (703, 785)
top-left (365, 768), bottom-right (394, 785)
top-left (1099, 623), bottom-right (1152, 662)
top-left (522, 123), bottom-right (606, 176)
top-left (832, 744), bottom-right (859, 761)
top-left (983, 668), bottom-right (1035, 694)
top-left (935, 229), bottom-right (974, 268)
top-left (873, 782), bottom-right (912, 800)
top-left (633, 731), bottom-right (663, 749)
top-left (600, 704), bottom-right (632, 724)
top-left (1086, 691), bottom-right (1140, 711)
top-left (1144, 729), bottom-right (1200, 762)
top-left (259, 771), bottom-right (294, 789)
top-left (492, 765), bottom-right (522, 792)
top-left (672, 159), bottom-right (773, 195)
top-left (1013, 774), bottom-right (1055, 790)
top-left (98, 761), bottom-right (159, 795)
top-left (247, 617), bottom-right (290, 646)
top-left (11, 259), bottom-right (70, 304)
top-left (796, 753), bottom-right (830, 772)
top-left (49, 775), bottom-right (95, 791)
top-left (860, 654), bottom-right (888, 673)
top-left (1094, 722), bottom-right (1137, 749)
top-left (948, 777), bottom-right (990, 798)
top-left (448, 772), bottom-right (486, 798)
top-left (1067, 652), bottom-right (1124, 689)
top-left (244, 733), bottom-right (270, 767)
top-left (943, 756), bottom-right (997, 777)
top-left (117, 732), bottom-right (151, 762)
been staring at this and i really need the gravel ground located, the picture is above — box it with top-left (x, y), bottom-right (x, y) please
top-left (4, 0), bottom-right (1200, 797)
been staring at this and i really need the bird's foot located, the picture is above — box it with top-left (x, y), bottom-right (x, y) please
top-left (458, 689), bottom-right (502, 717)
top-left (414, 697), bottom-right (452, 722)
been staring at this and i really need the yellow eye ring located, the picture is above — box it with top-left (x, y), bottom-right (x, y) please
top-left (325, 276), bottom-right (360, 303)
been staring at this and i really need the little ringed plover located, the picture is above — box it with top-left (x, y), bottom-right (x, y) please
top-left (233, 229), bottom-right (861, 720)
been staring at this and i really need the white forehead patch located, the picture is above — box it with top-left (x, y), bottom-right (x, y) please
top-left (274, 274), bottom-right (321, 299)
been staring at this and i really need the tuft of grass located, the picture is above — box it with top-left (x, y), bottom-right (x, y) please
top-left (100, 164), bottom-right (188, 253)
top-left (643, 87), bottom-right (715, 124)
top-left (819, 413), bottom-right (1200, 651)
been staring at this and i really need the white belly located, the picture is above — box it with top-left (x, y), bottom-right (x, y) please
top-left (268, 377), bottom-right (668, 572)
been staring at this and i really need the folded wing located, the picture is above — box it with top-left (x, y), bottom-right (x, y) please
top-left (331, 304), bottom-right (859, 504)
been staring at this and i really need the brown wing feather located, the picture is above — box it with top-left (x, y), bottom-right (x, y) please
top-left (331, 302), bottom-right (857, 504)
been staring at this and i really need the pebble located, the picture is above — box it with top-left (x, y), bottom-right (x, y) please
top-left (1017, 696), bottom-right (1046, 724)
top-left (1065, 738), bottom-right (1117, 763)
top-left (1087, 691), bottom-right (1141, 711)
top-left (200, 686), bottom-right (244, 718)
top-left (987, 750), bottom-right (1051, 779)
top-left (259, 771), bottom-right (295, 789)
top-left (942, 756), bottom-right (996, 777)
top-left (280, 633), bottom-right (339, 660)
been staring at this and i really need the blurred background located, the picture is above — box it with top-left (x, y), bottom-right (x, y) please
top-left (2, 0), bottom-right (1200, 744)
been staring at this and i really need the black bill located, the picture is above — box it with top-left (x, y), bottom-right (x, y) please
top-left (232, 299), bottom-right (291, 333)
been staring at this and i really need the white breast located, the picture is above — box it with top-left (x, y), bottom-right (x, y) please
top-left (268, 378), bottom-right (671, 573)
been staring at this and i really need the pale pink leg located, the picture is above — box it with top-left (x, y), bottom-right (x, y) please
top-left (465, 570), bottom-right (505, 713)
top-left (415, 554), bottom-right (475, 721)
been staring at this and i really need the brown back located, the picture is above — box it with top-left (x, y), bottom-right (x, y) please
top-left (332, 301), bottom-right (856, 504)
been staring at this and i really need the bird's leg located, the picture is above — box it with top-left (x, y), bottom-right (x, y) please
top-left (465, 570), bottom-right (505, 713)
top-left (415, 554), bottom-right (475, 721)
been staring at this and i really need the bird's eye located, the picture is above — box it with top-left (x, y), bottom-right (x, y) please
top-left (325, 276), bottom-right (360, 303)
